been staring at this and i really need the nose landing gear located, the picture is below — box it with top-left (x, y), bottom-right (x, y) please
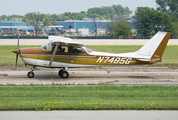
top-left (27, 67), bottom-right (35, 78)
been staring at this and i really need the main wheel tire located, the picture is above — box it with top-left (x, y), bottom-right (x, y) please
top-left (60, 71), bottom-right (69, 79)
top-left (27, 71), bottom-right (34, 78)
top-left (58, 70), bottom-right (63, 77)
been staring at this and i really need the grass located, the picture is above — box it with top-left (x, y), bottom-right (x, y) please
top-left (0, 85), bottom-right (178, 110)
top-left (0, 45), bottom-right (178, 66)
top-left (0, 45), bottom-right (40, 66)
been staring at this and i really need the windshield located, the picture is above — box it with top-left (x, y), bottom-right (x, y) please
top-left (41, 42), bottom-right (53, 51)
top-left (84, 47), bottom-right (92, 53)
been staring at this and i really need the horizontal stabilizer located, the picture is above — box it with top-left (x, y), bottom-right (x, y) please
top-left (136, 58), bottom-right (151, 62)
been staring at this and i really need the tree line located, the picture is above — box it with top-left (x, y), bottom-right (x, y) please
top-left (0, 4), bottom-right (132, 22)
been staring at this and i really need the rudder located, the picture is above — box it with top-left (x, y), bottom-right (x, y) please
top-left (136, 31), bottom-right (171, 62)
top-left (151, 32), bottom-right (171, 62)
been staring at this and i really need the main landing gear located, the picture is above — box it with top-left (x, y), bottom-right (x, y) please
top-left (27, 67), bottom-right (69, 79)
top-left (58, 69), bottom-right (69, 79)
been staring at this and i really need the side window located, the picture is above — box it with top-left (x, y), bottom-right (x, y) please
top-left (72, 47), bottom-right (86, 54)
top-left (57, 46), bottom-right (69, 53)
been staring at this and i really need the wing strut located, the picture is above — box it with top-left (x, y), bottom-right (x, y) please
top-left (49, 45), bottom-right (58, 66)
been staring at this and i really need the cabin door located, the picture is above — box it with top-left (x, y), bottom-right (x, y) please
top-left (55, 46), bottom-right (70, 67)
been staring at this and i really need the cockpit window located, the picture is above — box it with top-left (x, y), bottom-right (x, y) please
top-left (72, 47), bottom-right (85, 54)
top-left (57, 46), bottom-right (69, 53)
top-left (42, 42), bottom-right (53, 51)
top-left (84, 47), bottom-right (92, 53)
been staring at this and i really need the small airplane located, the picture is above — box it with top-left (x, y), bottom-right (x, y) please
top-left (12, 31), bottom-right (171, 79)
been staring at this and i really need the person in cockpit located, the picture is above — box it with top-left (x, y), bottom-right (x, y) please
top-left (57, 46), bottom-right (65, 52)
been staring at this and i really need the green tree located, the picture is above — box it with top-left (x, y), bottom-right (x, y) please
top-left (0, 15), bottom-right (7, 21)
top-left (112, 5), bottom-right (132, 15)
top-left (156, 0), bottom-right (178, 21)
top-left (90, 18), bottom-right (99, 36)
top-left (170, 22), bottom-right (178, 37)
top-left (134, 7), bottom-right (171, 36)
top-left (23, 12), bottom-right (50, 36)
top-left (87, 13), bottom-right (98, 18)
top-left (113, 19), bottom-right (131, 38)
top-left (87, 4), bottom-right (132, 20)
top-left (0, 14), bottom-right (23, 22)
top-left (6, 14), bottom-right (23, 21)
top-left (106, 20), bottom-right (117, 36)
top-left (47, 14), bottom-right (58, 21)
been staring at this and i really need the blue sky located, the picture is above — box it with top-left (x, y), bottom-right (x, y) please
top-left (0, 0), bottom-right (157, 16)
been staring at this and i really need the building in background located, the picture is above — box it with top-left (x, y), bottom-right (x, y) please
top-left (0, 20), bottom-right (110, 36)
top-left (0, 22), bottom-right (32, 36)
top-left (0, 22), bottom-right (63, 36)
top-left (0, 15), bottom-right (135, 37)
top-left (55, 19), bottom-right (110, 36)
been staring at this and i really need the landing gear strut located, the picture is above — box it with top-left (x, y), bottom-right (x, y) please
top-left (58, 69), bottom-right (69, 79)
top-left (27, 67), bottom-right (35, 78)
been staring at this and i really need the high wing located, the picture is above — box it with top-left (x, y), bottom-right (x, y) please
top-left (49, 36), bottom-right (84, 47)
top-left (48, 36), bottom-right (84, 66)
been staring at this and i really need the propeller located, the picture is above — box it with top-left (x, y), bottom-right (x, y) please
top-left (15, 36), bottom-right (19, 69)
top-left (15, 52), bottom-right (18, 69)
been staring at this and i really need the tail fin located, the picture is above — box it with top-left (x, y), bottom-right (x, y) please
top-left (136, 31), bottom-right (171, 62)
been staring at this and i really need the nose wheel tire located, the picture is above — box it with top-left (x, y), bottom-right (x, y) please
top-left (58, 70), bottom-right (69, 79)
top-left (27, 71), bottom-right (34, 78)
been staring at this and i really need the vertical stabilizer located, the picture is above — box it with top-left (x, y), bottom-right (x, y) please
top-left (136, 31), bottom-right (171, 62)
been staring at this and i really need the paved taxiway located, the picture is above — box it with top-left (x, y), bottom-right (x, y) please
top-left (1, 110), bottom-right (178, 120)
top-left (0, 67), bottom-right (178, 85)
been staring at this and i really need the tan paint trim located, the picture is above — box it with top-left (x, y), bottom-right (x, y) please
top-left (151, 32), bottom-right (172, 61)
